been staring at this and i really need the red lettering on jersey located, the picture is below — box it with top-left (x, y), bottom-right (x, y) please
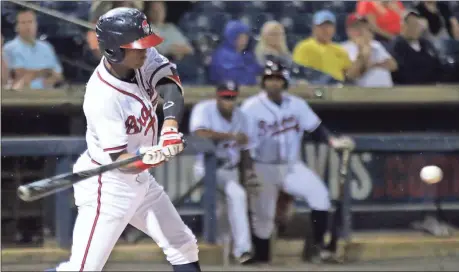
top-left (258, 120), bottom-right (268, 137)
top-left (126, 116), bottom-right (141, 134)
top-left (260, 116), bottom-right (300, 136)
top-left (125, 106), bottom-right (156, 135)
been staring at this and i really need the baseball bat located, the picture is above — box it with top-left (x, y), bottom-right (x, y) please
top-left (17, 153), bottom-right (144, 202)
top-left (327, 148), bottom-right (352, 253)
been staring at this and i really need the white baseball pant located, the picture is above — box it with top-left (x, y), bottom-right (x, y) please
top-left (194, 163), bottom-right (252, 258)
top-left (56, 153), bottom-right (199, 271)
top-left (251, 161), bottom-right (331, 239)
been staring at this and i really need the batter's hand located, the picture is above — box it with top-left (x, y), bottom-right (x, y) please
top-left (329, 136), bottom-right (355, 150)
top-left (233, 133), bottom-right (249, 146)
top-left (244, 169), bottom-right (261, 196)
top-left (138, 146), bottom-right (167, 165)
top-left (159, 126), bottom-right (185, 158)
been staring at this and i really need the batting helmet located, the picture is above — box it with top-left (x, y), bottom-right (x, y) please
top-left (96, 7), bottom-right (163, 63)
top-left (261, 60), bottom-right (290, 89)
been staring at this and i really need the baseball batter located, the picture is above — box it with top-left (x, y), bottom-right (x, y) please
top-left (241, 60), bottom-right (354, 264)
top-left (189, 81), bottom-right (256, 264)
top-left (47, 8), bottom-right (200, 272)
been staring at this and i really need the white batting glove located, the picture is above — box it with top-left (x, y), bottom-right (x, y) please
top-left (138, 146), bottom-right (167, 165)
top-left (329, 136), bottom-right (355, 150)
top-left (158, 126), bottom-right (185, 158)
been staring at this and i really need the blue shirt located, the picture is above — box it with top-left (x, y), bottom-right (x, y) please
top-left (3, 36), bottom-right (62, 89)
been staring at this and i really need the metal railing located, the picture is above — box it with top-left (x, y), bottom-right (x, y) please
top-left (2, 133), bottom-right (459, 249)
top-left (1, 135), bottom-right (217, 248)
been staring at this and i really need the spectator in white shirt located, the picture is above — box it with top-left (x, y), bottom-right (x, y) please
top-left (341, 13), bottom-right (398, 88)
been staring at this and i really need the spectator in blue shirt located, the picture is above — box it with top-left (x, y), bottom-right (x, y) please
top-left (209, 20), bottom-right (262, 86)
top-left (3, 8), bottom-right (63, 90)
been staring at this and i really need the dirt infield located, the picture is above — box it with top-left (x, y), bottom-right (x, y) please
top-left (3, 257), bottom-right (459, 271)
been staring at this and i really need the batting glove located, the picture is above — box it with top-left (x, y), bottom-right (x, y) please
top-left (244, 170), bottom-right (261, 196)
top-left (329, 136), bottom-right (355, 150)
top-left (137, 146), bottom-right (167, 166)
top-left (158, 126), bottom-right (185, 158)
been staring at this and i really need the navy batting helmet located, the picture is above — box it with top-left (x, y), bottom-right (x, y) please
top-left (96, 7), bottom-right (163, 63)
top-left (261, 60), bottom-right (290, 89)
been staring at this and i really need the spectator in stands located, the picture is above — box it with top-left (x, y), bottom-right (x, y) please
top-left (86, 1), bottom-right (141, 60)
top-left (146, 1), bottom-right (193, 61)
top-left (3, 8), bottom-right (63, 90)
top-left (255, 21), bottom-right (291, 66)
top-left (390, 10), bottom-right (442, 84)
top-left (1, 35), bottom-right (10, 88)
top-left (292, 10), bottom-right (365, 83)
top-left (356, 0), bottom-right (405, 44)
top-left (341, 14), bottom-right (397, 87)
top-left (209, 20), bottom-right (261, 85)
top-left (415, 1), bottom-right (459, 46)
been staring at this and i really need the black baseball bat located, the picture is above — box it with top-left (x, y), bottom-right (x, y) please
top-left (327, 148), bottom-right (352, 253)
top-left (17, 153), bottom-right (144, 202)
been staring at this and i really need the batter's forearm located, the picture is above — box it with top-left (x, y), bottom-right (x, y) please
top-left (309, 123), bottom-right (334, 144)
top-left (240, 149), bottom-right (254, 170)
top-left (110, 152), bottom-right (145, 174)
top-left (194, 129), bottom-right (235, 141)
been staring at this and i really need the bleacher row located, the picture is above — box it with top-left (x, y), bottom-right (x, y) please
top-left (2, 1), bottom-right (459, 85)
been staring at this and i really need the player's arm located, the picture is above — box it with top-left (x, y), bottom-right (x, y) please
top-left (156, 78), bottom-right (185, 126)
top-left (155, 77), bottom-right (186, 158)
top-left (109, 150), bottom-right (164, 174)
top-left (194, 129), bottom-right (236, 141)
top-left (189, 103), bottom-right (237, 141)
top-left (300, 101), bottom-right (354, 149)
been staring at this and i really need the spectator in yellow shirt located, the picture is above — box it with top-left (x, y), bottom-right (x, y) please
top-left (293, 10), bottom-right (366, 82)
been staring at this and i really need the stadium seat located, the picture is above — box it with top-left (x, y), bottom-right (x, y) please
top-left (344, 1), bottom-right (357, 13)
top-left (312, 1), bottom-right (346, 13)
top-left (264, 1), bottom-right (286, 14)
top-left (437, 39), bottom-right (459, 57)
top-left (224, 2), bottom-right (245, 15)
top-left (241, 2), bottom-right (267, 13)
top-left (193, 1), bottom-right (225, 13)
top-left (275, 2), bottom-right (307, 18)
top-left (205, 12), bottom-right (232, 35)
top-left (287, 34), bottom-right (304, 51)
top-left (291, 14), bottom-right (313, 36)
top-left (335, 13), bottom-right (348, 41)
top-left (175, 54), bottom-right (206, 85)
top-left (238, 12), bottom-right (275, 34)
top-left (178, 12), bottom-right (201, 33)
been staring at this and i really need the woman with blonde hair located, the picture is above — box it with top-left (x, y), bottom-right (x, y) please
top-left (255, 21), bottom-right (292, 66)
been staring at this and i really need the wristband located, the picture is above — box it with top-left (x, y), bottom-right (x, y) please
top-left (134, 149), bottom-right (151, 171)
top-left (133, 160), bottom-right (151, 171)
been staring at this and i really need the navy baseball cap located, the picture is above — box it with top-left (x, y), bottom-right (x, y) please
top-left (313, 10), bottom-right (336, 25)
top-left (216, 81), bottom-right (239, 99)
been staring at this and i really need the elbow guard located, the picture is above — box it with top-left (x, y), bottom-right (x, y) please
top-left (156, 81), bottom-right (185, 124)
top-left (309, 123), bottom-right (333, 142)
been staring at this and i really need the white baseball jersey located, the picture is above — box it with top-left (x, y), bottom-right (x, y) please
top-left (189, 99), bottom-right (251, 168)
top-left (241, 91), bottom-right (321, 164)
top-left (82, 47), bottom-right (182, 171)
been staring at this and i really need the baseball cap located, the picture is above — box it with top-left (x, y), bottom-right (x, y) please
top-left (346, 13), bottom-right (367, 27)
top-left (216, 81), bottom-right (239, 99)
top-left (312, 10), bottom-right (336, 25)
